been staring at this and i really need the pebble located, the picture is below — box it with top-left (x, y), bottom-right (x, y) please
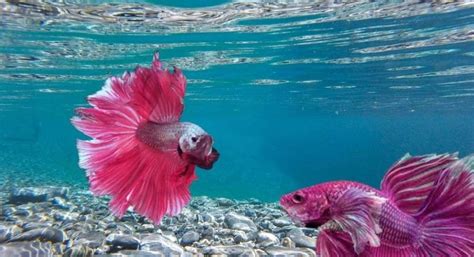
top-left (105, 234), bottom-right (140, 250)
top-left (273, 217), bottom-right (293, 227)
top-left (224, 212), bottom-right (258, 232)
top-left (64, 244), bottom-right (94, 257)
top-left (108, 250), bottom-right (162, 256)
top-left (52, 197), bottom-right (70, 210)
top-left (9, 227), bottom-right (67, 243)
top-left (202, 245), bottom-right (257, 256)
top-left (72, 231), bottom-right (105, 248)
top-left (22, 222), bottom-right (52, 231)
top-left (180, 231), bottom-right (200, 245)
top-left (265, 246), bottom-right (317, 257)
top-left (141, 234), bottom-right (184, 256)
top-left (0, 241), bottom-right (53, 256)
top-left (281, 237), bottom-right (295, 248)
top-left (257, 231), bottom-right (280, 247)
top-left (216, 198), bottom-right (235, 207)
top-left (287, 228), bottom-right (316, 248)
top-left (232, 230), bottom-right (249, 243)
top-left (0, 225), bottom-right (22, 243)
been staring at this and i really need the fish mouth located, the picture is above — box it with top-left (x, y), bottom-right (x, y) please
top-left (196, 147), bottom-right (219, 170)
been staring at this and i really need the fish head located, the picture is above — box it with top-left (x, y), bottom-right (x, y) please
top-left (179, 127), bottom-right (219, 170)
top-left (280, 185), bottom-right (331, 229)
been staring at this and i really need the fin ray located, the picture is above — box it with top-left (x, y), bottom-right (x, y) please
top-left (330, 188), bottom-right (386, 254)
top-left (380, 153), bottom-right (458, 214)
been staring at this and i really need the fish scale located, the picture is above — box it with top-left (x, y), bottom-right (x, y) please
top-left (379, 199), bottom-right (418, 246)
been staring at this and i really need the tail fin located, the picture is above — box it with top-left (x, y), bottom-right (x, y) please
top-left (71, 53), bottom-right (193, 223)
top-left (414, 155), bottom-right (474, 257)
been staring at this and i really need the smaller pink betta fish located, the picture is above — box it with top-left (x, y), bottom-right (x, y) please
top-left (72, 53), bottom-right (219, 224)
top-left (280, 153), bottom-right (474, 257)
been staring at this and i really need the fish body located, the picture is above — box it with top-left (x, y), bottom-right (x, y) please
top-left (280, 154), bottom-right (474, 257)
top-left (72, 53), bottom-right (219, 223)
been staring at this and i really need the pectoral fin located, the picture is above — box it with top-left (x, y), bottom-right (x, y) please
top-left (329, 188), bottom-right (386, 254)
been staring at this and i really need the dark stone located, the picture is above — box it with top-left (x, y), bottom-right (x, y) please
top-left (9, 227), bottom-right (67, 243)
top-left (105, 234), bottom-right (140, 250)
top-left (22, 222), bottom-right (52, 231)
top-left (180, 231), bottom-right (200, 245)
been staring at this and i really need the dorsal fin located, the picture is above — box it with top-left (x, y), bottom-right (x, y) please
top-left (380, 153), bottom-right (458, 215)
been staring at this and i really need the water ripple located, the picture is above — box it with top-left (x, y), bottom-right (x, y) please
top-left (0, 1), bottom-right (473, 113)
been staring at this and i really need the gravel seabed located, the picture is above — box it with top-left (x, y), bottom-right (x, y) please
top-left (0, 186), bottom-right (318, 256)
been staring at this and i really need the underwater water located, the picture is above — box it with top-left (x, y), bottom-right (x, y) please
top-left (0, 0), bottom-right (473, 202)
top-left (0, 1), bottom-right (473, 202)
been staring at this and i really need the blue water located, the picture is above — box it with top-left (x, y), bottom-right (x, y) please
top-left (0, 1), bottom-right (473, 201)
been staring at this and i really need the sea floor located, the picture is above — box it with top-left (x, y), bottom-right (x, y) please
top-left (0, 185), bottom-right (317, 256)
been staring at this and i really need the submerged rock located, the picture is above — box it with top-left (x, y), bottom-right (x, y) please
top-left (106, 234), bottom-right (140, 250)
top-left (224, 212), bottom-right (258, 232)
top-left (52, 197), bottom-right (70, 210)
top-left (273, 218), bottom-right (293, 227)
top-left (265, 246), bottom-right (316, 257)
top-left (141, 234), bottom-right (184, 256)
top-left (72, 231), bottom-right (105, 249)
top-left (287, 228), bottom-right (316, 248)
top-left (180, 231), bottom-right (200, 245)
top-left (9, 187), bottom-right (69, 204)
top-left (9, 227), bottom-right (67, 243)
top-left (64, 244), bottom-right (94, 257)
top-left (257, 231), bottom-right (280, 248)
top-left (0, 225), bottom-right (22, 243)
top-left (216, 198), bottom-right (235, 207)
top-left (108, 250), bottom-right (163, 256)
top-left (202, 245), bottom-right (257, 256)
top-left (0, 241), bottom-right (54, 256)
top-left (22, 222), bottom-right (52, 231)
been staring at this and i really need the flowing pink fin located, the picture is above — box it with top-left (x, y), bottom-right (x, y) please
top-left (317, 230), bottom-right (357, 257)
top-left (412, 155), bottom-right (474, 257)
top-left (330, 188), bottom-right (386, 254)
top-left (380, 153), bottom-right (458, 214)
top-left (131, 53), bottom-right (186, 123)
top-left (71, 54), bottom-right (193, 223)
top-left (91, 142), bottom-right (196, 223)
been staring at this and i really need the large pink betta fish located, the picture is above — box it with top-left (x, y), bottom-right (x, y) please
top-left (280, 153), bottom-right (474, 257)
top-left (72, 53), bottom-right (219, 223)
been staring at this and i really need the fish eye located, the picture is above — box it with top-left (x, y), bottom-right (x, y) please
top-left (292, 193), bottom-right (304, 204)
top-left (191, 136), bottom-right (198, 143)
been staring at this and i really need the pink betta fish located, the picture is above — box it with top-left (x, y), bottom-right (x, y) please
top-left (280, 153), bottom-right (474, 257)
top-left (72, 53), bottom-right (219, 224)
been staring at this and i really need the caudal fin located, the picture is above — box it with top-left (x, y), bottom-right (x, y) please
top-left (72, 53), bottom-right (194, 223)
top-left (414, 155), bottom-right (474, 257)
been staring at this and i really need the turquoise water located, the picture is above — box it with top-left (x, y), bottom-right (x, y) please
top-left (0, 1), bottom-right (473, 202)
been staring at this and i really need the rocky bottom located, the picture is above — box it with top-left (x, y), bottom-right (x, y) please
top-left (0, 186), bottom-right (318, 256)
